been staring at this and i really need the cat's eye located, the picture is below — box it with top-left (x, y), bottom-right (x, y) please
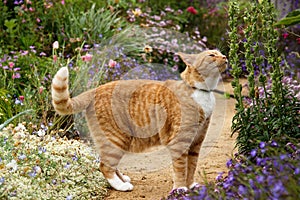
top-left (209, 54), bottom-right (215, 57)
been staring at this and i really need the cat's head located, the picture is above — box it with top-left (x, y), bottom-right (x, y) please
top-left (177, 50), bottom-right (228, 90)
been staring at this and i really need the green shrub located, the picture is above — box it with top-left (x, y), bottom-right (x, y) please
top-left (229, 0), bottom-right (300, 154)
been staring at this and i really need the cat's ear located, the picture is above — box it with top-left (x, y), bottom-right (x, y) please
top-left (177, 52), bottom-right (197, 67)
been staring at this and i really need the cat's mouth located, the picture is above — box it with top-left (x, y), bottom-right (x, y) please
top-left (217, 61), bottom-right (228, 72)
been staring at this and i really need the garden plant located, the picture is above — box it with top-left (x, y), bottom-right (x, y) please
top-left (0, 0), bottom-right (299, 199)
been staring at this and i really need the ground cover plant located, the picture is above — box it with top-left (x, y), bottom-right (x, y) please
top-left (0, 123), bottom-right (108, 199)
top-left (0, 0), bottom-right (299, 199)
top-left (163, 139), bottom-right (300, 199)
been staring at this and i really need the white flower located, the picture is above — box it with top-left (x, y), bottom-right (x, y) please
top-left (53, 41), bottom-right (59, 49)
top-left (6, 159), bottom-right (18, 172)
top-left (34, 165), bottom-right (42, 174)
top-left (15, 123), bottom-right (26, 132)
top-left (37, 129), bottom-right (46, 137)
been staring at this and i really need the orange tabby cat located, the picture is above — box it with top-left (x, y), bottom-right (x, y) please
top-left (51, 50), bottom-right (227, 191)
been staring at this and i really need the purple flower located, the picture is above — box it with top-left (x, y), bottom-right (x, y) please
top-left (72, 153), bottom-right (78, 161)
top-left (271, 141), bottom-right (278, 147)
top-left (18, 154), bottom-right (26, 160)
top-left (64, 162), bottom-right (71, 169)
top-left (249, 179), bottom-right (255, 189)
top-left (286, 142), bottom-right (297, 151)
top-left (28, 171), bottom-right (36, 177)
top-left (238, 185), bottom-right (247, 195)
top-left (256, 175), bottom-right (264, 184)
top-left (271, 181), bottom-right (286, 197)
top-left (15, 99), bottom-right (21, 105)
top-left (280, 154), bottom-right (287, 160)
top-left (196, 186), bottom-right (208, 199)
top-left (38, 146), bottom-right (46, 154)
top-left (250, 149), bottom-right (257, 157)
top-left (226, 159), bottom-right (233, 168)
top-left (12, 73), bottom-right (21, 79)
top-left (66, 195), bottom-right (72, 200)
top-left (216, 172), bottom-right (224, 181)
top-left (0, 177), bottom-right (4, 185)
top-left (259, 142), bottom-right (266, 149)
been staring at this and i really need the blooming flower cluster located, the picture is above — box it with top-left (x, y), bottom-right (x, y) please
top-left (244, 76), bottom-right (300, 106)
top-left (163, 140), bottom-right (300, 199)
top-left (0, 123), bottom-right (108, 199)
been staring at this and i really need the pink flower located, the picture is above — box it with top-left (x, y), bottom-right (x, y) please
top-left (19, 96), bottom-right (24, 101)
top-left (8, 62), bottom-right (14, 68)
top-left (61, 0), bottom-right (65, 5)
top-left (39, 86), bottom-right (44, 94)
top-left (81, 53), bottom-right (93, 62)
top-left (282, 32), bottom-right (289, 39)
top-left (12, 73), bottom-right (21, 79)
top-left (40, 52), bottom-right (46, 56)
top-left (53, 55), bottom-right (57, 62)
top-left (36, 18), bottom-right (41, 23)
top-left (187, 6), bottom-right (198, 15)
top-left (108, 59), bottom-right (117, 68)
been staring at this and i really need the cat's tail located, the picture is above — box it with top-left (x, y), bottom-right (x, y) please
top-left (51, 67), bottom-right (94, 115)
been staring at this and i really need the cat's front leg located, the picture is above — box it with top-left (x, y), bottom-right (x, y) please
top-left (187, 119), bottom-right (210, 188)
top-left (171, 152), bottom-right (188, 189)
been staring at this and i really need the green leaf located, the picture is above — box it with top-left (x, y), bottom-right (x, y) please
top-left (286, 9), bottom-right (300, 18)
top-left (275, 9), bottom-right (300, 27)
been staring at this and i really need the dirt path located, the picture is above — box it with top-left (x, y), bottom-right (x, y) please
top-left (105, 81), bottom-right (237, 200)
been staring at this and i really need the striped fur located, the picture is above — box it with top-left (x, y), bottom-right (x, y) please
top-left (51, 50), bottom-right (228, 191)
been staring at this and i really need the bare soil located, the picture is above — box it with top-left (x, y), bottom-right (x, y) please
top-left (105, 81), bottom-right (237, 200)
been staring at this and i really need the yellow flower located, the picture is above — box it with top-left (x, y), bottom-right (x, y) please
top-left (143, 45), bottom-right (153, 53)
top-left (132, 8), bottom-right (142, 16)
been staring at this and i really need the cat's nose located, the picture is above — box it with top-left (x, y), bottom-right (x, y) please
top-left (223, 56), bottom-right (228, 64)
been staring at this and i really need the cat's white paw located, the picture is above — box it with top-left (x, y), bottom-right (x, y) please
top-left (116, 170), bottom-right (131, 183)
top-left (107, 174), bottom-right (134, 191)
top-left (175, 186), bottom-right (188, 192)
top-left (189, 182), bottom-right (200, 189)
top-left (122, 174), bottom-right (131, 183)
top-left (111, 182), bottom-right (133, 191)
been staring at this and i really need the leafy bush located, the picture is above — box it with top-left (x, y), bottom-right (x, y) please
top-left (61, 4), bottom-right (126, 46)
top-left (229, 0), bottom-right (300, 153)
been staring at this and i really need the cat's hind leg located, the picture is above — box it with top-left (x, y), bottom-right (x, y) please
top-left (116, 169), bottom-right (131, 183)
top-left (100, 161), bottom-right (133, 191)
top-left (99, 148), bottom-right (133, 191)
